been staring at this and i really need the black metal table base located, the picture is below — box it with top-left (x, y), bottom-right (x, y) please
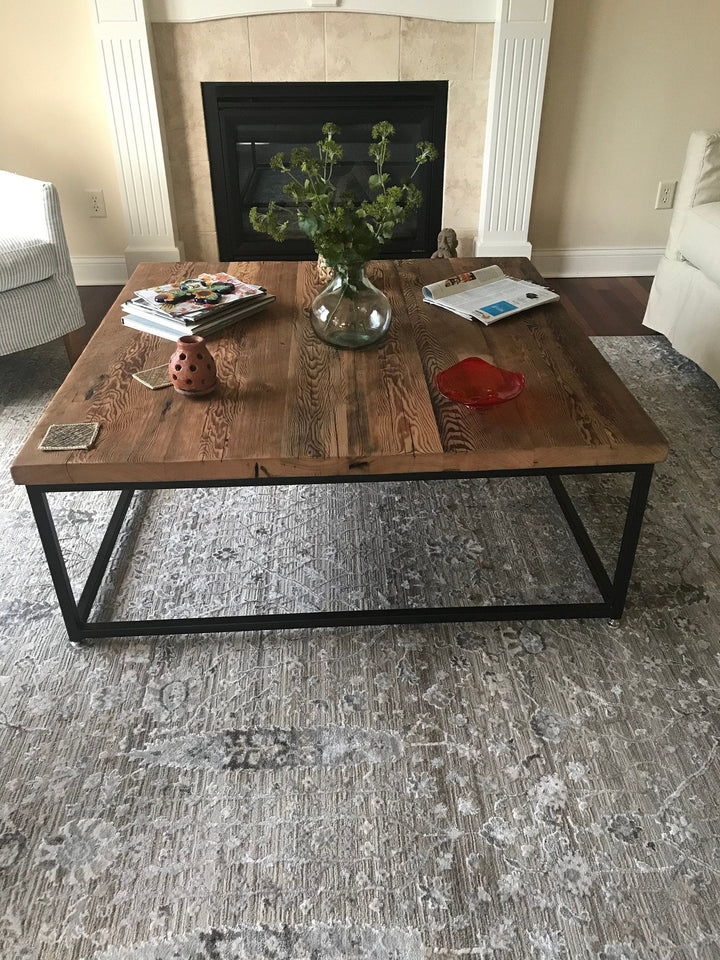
top-left (26, 465), bottom-right (655, 645)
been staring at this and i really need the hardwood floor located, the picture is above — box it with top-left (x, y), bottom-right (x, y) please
top-left (550, 276), bottom-right (657, 337)
top-left (73, 275), bottom-right (657, 352)
top-left (70, 285), bottom-right (126, 359)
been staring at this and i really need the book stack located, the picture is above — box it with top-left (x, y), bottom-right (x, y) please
top-left (121, 272), bottom-right (275, 342)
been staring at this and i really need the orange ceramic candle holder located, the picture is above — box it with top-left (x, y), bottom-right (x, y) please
top-left (168, 335), bottom-right (217, 397)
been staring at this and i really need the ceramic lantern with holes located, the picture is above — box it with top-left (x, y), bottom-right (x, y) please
top-left (168, 335), bottom-right (217, 396)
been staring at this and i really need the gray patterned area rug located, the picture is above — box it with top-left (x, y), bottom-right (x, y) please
top-left (1, 336), bottom-right (719, 960)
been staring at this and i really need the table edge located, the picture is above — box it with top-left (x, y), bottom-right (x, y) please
top-left (12, 442), bottom-right (670, 487)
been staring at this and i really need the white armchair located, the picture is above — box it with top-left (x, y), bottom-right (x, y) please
top-left (643, 131), bottom-right (720, 387)
top-left (0, 171), bottom-right (85, 359)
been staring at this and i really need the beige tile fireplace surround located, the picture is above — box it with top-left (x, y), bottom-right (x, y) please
top-left (92, 1), bottom-right (554, 272)
top-left (153, 14), bottom-right (492, 261)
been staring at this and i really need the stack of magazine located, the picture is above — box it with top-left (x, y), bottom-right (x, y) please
top-left (121, 272), bottom-right (275, 342)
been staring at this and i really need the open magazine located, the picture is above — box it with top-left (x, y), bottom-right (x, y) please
top-left (422, 265), bottom-right (558, 325)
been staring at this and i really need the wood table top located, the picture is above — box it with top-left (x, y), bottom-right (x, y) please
top-left (11, 258), bottom-right (668, 487)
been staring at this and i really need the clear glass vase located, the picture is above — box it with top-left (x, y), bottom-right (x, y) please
top-left (310, 260), bottom-right (391, 349)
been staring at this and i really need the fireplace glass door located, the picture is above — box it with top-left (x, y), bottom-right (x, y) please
top-left (202, 81), bottom-right (447, 261)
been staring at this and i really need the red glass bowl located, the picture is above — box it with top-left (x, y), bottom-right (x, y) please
top-left (435, 356), bottom-right (525, 409)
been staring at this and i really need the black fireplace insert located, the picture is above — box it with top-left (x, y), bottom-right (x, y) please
top-left (202, 81), bottom-right (447, 261)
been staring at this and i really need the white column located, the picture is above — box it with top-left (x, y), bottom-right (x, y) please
top-left (92, 0), bottom-right (184, 273)
top-left (475, 0), bottom-right (554, 258)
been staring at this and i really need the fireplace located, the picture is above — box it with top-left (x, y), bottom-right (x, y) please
top-left (90, 3), bottom-right (555, 273)
top-left (202, 81), bottom-right (448, 261)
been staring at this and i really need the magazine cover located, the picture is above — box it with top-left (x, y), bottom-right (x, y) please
top-left (134, 273), bottom-right (266, 318)
top-left (422, 266), bottom-right (558, 325)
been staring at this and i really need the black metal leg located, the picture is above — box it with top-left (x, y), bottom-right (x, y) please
top-left (609, 464), bottom-right (654, 618)
top-left (27, 487), bottom-right (86, 645)
top-left (546, 474), bottom-right (614, 603)
top-left (77, 488), bottom-right (135, 621)
top-left (546, 465), bottom-right (654, 620)
top-left (25, 465), bottom-right (656, 643)
top-left (27, 486), bottom-right (137, 645)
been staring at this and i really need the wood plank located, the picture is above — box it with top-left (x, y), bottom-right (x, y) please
top-left (66, 278), bottom-right (659, 358)
top-left (11, 258), bottom-right (668, 487)
top-left (371, 261), bottom-right (443, 458)
top-left (398, 258), bottom-right (668, 468)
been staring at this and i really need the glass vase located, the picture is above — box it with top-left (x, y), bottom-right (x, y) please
top-left (310, 261), bottom-right (391, 349)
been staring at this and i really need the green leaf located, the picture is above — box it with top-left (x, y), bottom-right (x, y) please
top-left (249, 120), bottom-right (436, 255)
top-left (298, 215), bottom-right (319, 237)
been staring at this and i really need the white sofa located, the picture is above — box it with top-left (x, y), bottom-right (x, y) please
top-left (0, 171), bottom-right (85, 358)
top-left (643, 130), bottom-right (720, 386)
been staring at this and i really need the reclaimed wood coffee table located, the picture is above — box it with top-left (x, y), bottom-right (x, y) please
top-left (12, 258), bottom-right (668, 644)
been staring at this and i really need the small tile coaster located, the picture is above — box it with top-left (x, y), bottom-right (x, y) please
top-left (132, 365), bottom-right (171, 390)
top-left (39, 423), bottom-right (100, 451)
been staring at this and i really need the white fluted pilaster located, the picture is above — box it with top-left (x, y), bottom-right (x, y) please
top-left (475, 0), bottom-right (554, 257)
top-left (92, 0), bottom-right (184, 272)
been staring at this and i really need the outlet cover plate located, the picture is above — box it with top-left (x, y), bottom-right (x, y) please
top-left (86, 189), bottom-right (107, 218)
top-left (655, 180), bottom-right (677, 210)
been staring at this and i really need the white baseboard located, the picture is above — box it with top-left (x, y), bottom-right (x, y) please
top-left (71, 257), bottom-right (129, 286)
top-left (531, 247), bottom-right (664, 278)
top-left (70, 247), bottom-right (665, 284)
top-left (474, 239), bottom-right (534, 258)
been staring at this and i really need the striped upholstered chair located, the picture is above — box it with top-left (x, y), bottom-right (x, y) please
top-left (0, 171), bottom-right (85, 361)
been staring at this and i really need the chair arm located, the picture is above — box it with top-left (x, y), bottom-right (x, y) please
top-left (666, 131), bottom-right (720, 259)
top-left (0, 171), bottom-right (73, 276)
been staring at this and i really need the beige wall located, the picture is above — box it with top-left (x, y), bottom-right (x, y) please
top-left (0, 0), bottom-right (127, 258)
top-left (530, 0), bottom-right (720, 251)
top-left (2, 0), bottom-right (720, 268)
top-left (152, 13), bottom-right (493, 261)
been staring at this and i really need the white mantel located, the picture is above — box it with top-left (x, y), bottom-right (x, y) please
top-left (148, 0), bottom-right (499, 21)
top-left (92, 0), bottom-right (554, 271)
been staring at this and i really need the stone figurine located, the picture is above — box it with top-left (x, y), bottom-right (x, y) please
top-left (431, 227), bottom-right (458, 259)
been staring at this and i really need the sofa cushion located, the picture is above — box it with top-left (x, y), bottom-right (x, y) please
top-left (667, 131), bottom-right (720, 259)
top-left (684, 131), bottom-right (720, 207)
top-left (0, 236), bottom-right (56, 292)
top-left (679, 201), bottom-right (720, 289)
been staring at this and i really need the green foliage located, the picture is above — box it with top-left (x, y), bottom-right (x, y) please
top-left (249, 122), bottom-right (437, 272)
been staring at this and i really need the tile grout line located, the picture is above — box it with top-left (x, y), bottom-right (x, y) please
top-left (398, 16), bottom-right (403, 79)
top-left (472, 22), bottom-right (477, 81)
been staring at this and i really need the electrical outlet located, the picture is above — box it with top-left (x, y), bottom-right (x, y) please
top-left (655, 180), bottom-right (677, 210)
top-left (85, 189), bottom-right (106, 218)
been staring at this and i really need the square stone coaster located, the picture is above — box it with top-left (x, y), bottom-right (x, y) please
top-left (39, 423), bottom-right (100, 451)
top-left (132, 365), bottom-right (171, 390)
